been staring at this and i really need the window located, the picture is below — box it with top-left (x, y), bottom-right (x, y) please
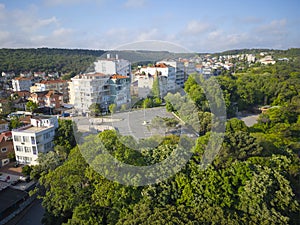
top-left (32, 146), bottom-right (37, 155)
top-left (16, 146), bottom-right (23, 152)
top-left (1, 147), bottom-right (7, 152)
top-left (22, 136), bottom-right (30, 143)
top-left (31, 136), bottom-right (35, 144)
top-left (44, 142), bottom-right (52, 150)
top-left (43, 132), bottom-right (50, 139)
top-left (14, 135), bottom-right (21, 142)
top-left (24, 146), bottom-right (31, 153)
top-left (23, 157), bottom-right (32, 162)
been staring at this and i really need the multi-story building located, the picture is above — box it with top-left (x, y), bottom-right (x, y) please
top-left (139, 63), bottom-right (176, 92)
top-left (71, 73), bottom-right (111, 114)
top-left (30, 80), bottom-right (69, 103)
top-left (29, 91), bottom-right (63, 109)
top-left (109, 75), bottom-right (131, 106)
top-left (94, 54), bottom-right (131, 77)
top-left (12, 115), bottom-right (58, 165)
top-left (12, 77), bottom-right (32, 92)
top-left (0, 131), bottom-right (14, 167)
top-left (68, 81), bottom-right (75, 105)
top-left (134, 73), bottom-right (168, 98)
top-left (180, 59), bottom-right (196, 81)
top-left (157, 60), bottom-right (185, 87)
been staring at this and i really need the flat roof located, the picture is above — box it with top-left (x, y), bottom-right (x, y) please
top-left (21, 126), bottom-right (53, 133)
top-left (13, 125), bottom-right (53, 134)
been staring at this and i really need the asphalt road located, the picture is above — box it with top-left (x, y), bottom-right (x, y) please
top-left (73, 107), bottom-right (175, 140)
top-left (6, 199), bottom-right (44, 225)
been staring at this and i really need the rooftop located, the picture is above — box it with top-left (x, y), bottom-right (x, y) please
top-left (12, 125), bottom-right (54, 133)
top-left (111, 74), bottom-right (129, 79)
top-left (72, 73), bottom-right (110, 79)
top-left (39, 79), bottom-right (67, 84)
top-left (14, 77), bottom-right (32, 81)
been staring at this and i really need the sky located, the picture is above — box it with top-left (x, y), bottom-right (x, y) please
top-left (0, 0), bottom-right (299, 52)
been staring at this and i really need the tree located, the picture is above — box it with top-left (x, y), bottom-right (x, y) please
top-left (165, 101), bottom-right (175, 112)
top-left (88, 103), bottom-right (101, 117)
top-left (22, 165), bottom-right (33, 176)
top-left (152, 76), bottom-right (160, 99)
top-left (53, 119), bottom-right (76, 157)
top-left (26, 100), bottom-right (38, 112)
top-left (109, 103), bottom-right (117, 113)
top-left (143, 98), bottom-right (153, 108)
top-left (9, 116), bottom-right (21, 129)
top-left (120, 104), bottom-right (127, 111)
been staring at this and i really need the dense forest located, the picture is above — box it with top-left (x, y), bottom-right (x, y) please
top-left (28, 58), bottom-right (300, 224)
top-left (0, 48), bottom-right (195, 75)
top-left (0, 48), bottom-right (105, 75)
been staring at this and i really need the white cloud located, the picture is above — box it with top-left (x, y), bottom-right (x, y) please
top-left (184, 20), bottom-right (212, 35)
top-left (256, 19), bottom-right (287, 35)
top-left (52, 28), bottom-right (73, 37)
top-left (124, 0), bottom-right (146, 8)
top-left (136, 28), bottom-right (161, 41)
top-left (37, 17), bottom-right (59, 28)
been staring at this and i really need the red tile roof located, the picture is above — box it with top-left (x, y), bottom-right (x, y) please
top-left (14, 77), bottom-right (31, 81)
top-left (39, 79), bottom-right (67, 84)
top-left (0, 131), bottom-right (12, 143)
top-left (111, 74), bottom-right (129, 79)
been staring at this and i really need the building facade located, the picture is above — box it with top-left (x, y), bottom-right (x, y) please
top-left (0, 131), bottom-right (14, 167)
top-left (71, 73), bottom-right (111, 114)
top-left (30, 80), bottom-right (69, 103)
top-left (157, 60), bottom-right (185, 87)
top-left (12, 77), bottom-right (32, 92)
top-left (29, 91), bottom-right (63, 109)
top-left (139, 63), bottom-right (176, 92)
top-left (94, 55), bottom-right (131, 77)
top-left (109, 75), bottom-right (131, 107)
top-left (12, 115), bottom-right (58, 165)
top-left (134, 73), bottom-right (168, 98)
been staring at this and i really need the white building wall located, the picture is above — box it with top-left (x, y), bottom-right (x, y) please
top-left (12, 79), bottom-right (32, 92)
top-left (158, 60), bottom-right (185, 87)
top-left (94, 59), bottom-right (131, 76)
top-left (71, 74), bottom-right (111, 113)
top-left (139, 66), bottom-right (176, 92)
top-left (12, 127), bottom-right (55, 165)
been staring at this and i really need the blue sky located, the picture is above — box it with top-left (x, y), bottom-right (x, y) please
top-left (0, 0), bottom-right (299, 52)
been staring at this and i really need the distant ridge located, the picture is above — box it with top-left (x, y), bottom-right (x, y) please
top-left (0, 48), bottom-right (299, 74)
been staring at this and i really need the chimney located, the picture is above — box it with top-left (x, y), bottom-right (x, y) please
top-left (116, 54), bottom-right (118, 60)
top-left (107, 54), bottom-right (110, 59)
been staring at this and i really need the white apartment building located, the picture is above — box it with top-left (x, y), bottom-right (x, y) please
top-left (181, 60), bottom-right (196, 81)
top-left (157, 60), bottom-right (185, 87)
top-left (12, 115), bottom-right (58, 165)
top-left (30, 80), bottom-right (69, 102)
top-left (68, 81), bottom-right (75, 105)
top-left (94, 54), bottom-right (131, 77)
top-left (139, 63), bottom-right (176, 92)
top-left (134, 73), bottom-right (168, 98)
top-left (109, 75), bottom-right (131, 106)
top-left (12, 77), bottom-right (32, 92)
top-left (71, 73), bottom-right (111, 114)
